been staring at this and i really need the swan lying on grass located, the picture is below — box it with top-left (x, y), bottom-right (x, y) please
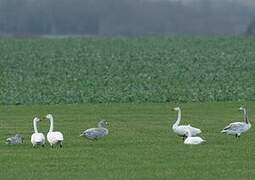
top-left (172, 107), bottom-right (201, 139)
top-left (221, 106), bottom-right (251, 138)
top-left (184, 130), bottom-right (206, 145)
top-left (80, 120), bottom-right (109, 140)
top-left (45, 114), bottom-right (64, 148)
top-left (31, 117), bottom-right (45, 147)
top-left (6, 134), bottom-right (24, 144)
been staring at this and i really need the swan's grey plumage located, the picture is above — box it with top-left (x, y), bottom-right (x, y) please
top-left (6, 134), bottom-right (24, 144)
top-left (80, 120), bottom-right (109, 140)
top-left (221, 106), bottom-right (251, 137)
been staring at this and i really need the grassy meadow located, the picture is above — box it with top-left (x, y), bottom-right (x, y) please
top-left (1, 102), bottom-right (255, 180)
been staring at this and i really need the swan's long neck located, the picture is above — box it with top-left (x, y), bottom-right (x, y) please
top-left (172, 109), bottom-right (181, 128)
top-left (49, 117), bottom-right (54, 132)
top-left (243, 108), bottom-right (249, 124)
top-left (33, 119), bottom-right (38, 133)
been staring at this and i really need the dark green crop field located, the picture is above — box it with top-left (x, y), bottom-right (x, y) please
top-left (1, 37), bottom-right (255, 105)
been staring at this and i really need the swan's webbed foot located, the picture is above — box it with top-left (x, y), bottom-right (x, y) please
top-left (42, 144), bottom-right (45, 147)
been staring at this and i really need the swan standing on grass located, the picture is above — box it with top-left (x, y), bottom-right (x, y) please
top-left (31, 117), bottom-right (45, 147)
top-left (221, 106), bottom-right (251, 138)
top-left (172, 107), bottom-right (201, 139)
top-left (45, 114), bottom-right (64, 148)
top-left (184, 129), bottom-right (206, 145)
top-left (80, 120), bottom-right (109, 140)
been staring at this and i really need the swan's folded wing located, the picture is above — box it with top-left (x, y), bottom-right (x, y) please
top-left (85, 128), bottom-right (107, 138)
top-left (223, 122), bottom-right (244, 131)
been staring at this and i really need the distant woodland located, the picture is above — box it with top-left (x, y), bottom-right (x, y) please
top-left (0, 0), bottom-right (255, 36)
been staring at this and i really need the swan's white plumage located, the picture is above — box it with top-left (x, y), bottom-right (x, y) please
top-left (172, 107), bottom-right (201, 137)
top-left (47, 131), bottom-right (64, 145)
top-left (184, 129), bottom-right (206, 145)
top-left (184, 136), bottom-right (206, 145)
top-left (173, 125), bottom-right (201, 137)
top-left (221, 107), bottom-right (251, 137)
top-left (45, 114), bottom-right (64, 147)
top-left (80, 120), bottom-right (109, 140)
top-left (31, 133), bottom-right (45, 145)
top-left (31, 117), bottom-right (45, 147)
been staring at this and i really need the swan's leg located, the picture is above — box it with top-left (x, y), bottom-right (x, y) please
top-left (51, 144), bottom-right (53, 148)
top-left (235, 134), bottom-right (241, 138)
top-left (60, 142), bottom-right (63, 148)
top-left (42, 144), bottom-right (45, 147)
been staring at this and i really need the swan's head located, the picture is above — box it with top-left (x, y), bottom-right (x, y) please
top-left (98, 120), bottom-right (108, 128)
top-left (45, 114), bottom-right (53, 120)
top-left (33, 117), bottom-right (40, 122)
top-left (173, 107), bottom-right (181, 111)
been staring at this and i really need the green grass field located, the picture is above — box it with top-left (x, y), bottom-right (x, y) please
top-left (1, 102), bottom-right (254, 180)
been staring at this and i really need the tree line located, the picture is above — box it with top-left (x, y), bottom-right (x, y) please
top-left (0, 0), bottom-right (255, 36)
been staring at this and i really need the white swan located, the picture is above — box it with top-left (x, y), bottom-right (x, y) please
top-left (31, 117), bottom-right (45, 147)
top-left (184, 129), bottom-right (206, 145)
top-left (221, 106), bottom-right (251, 138)
top-left (172, 107), bottom-right (201, 139)
top-left (80, 120), bottom-right (109, 140)
top-left (45, 114), bottom-right (64, 147)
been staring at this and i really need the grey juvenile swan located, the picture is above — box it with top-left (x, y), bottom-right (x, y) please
top-left (6, 134), bottom-right (24, 144)
top-left (221, 106), bottom-right (251, 138)
top-left (80, 120), bottom-right (109, 140)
